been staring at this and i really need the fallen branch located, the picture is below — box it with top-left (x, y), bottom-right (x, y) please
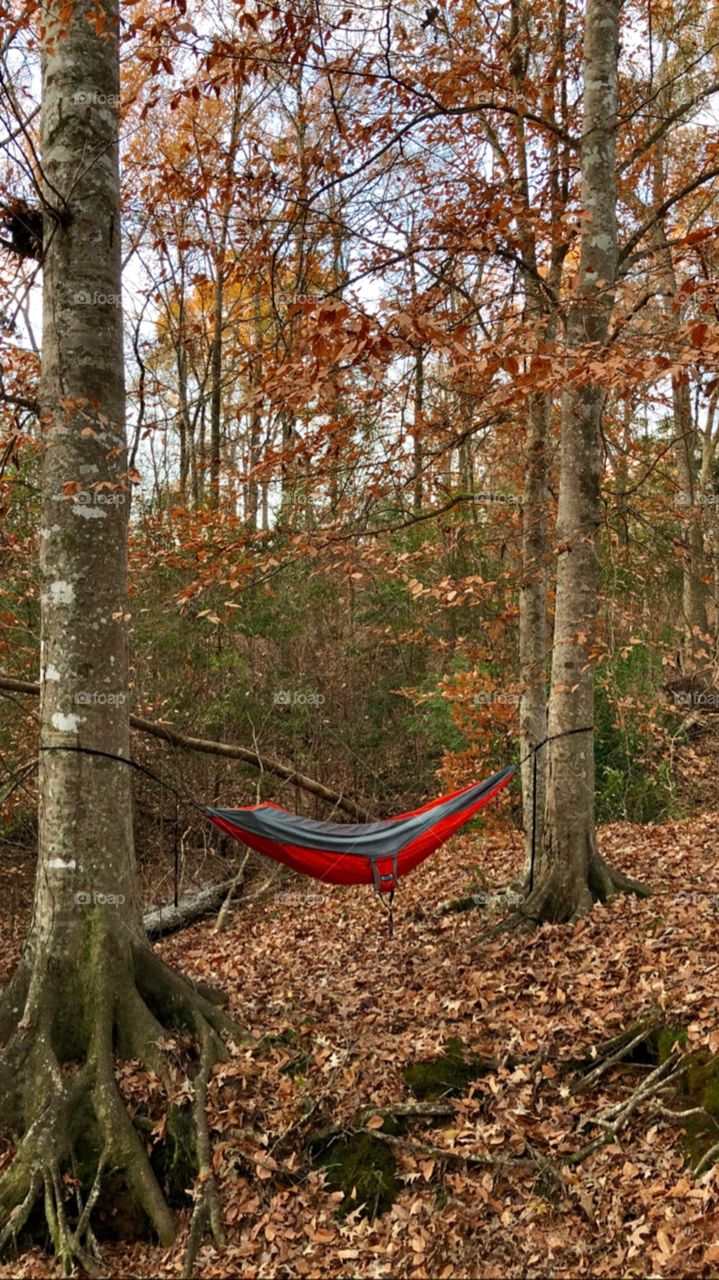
top-left (569, 1050), bottom-right (687, 1164)
top-left (571, 1020), bottom-right (663, 1095)
top-left (356, 1101), bottom-right (456, 1124)
top-left (212, 852), bottom-right (250, 933)
top-left (372, 1129), bottom-right (535, 1169)
top-left (597, 1051), bottom-right (686, 1123)
top-left (0, 674), bottom-right (374, 820)
top-left (436, 887), bottom-right (522, 917)
top-left (693, 1138), bottom-right (719, 1178)
top-left (143, 882), bottom-right (237, 939)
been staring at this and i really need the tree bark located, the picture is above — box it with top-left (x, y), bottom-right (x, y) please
top-left (524, 0), bottom-right (647, 922)
top-left (209, 258), bottom-right (225, 505)
top-left (209, 92), bottom-right (242, 508)
top-left (650, 40), bottom-right (709, 668)
top-left (0, 0), bottom-right (239, 1264)
top-left (413, 345), bottom-right (425, 514)
top-left (519, 390), bottom-right (549, 868)
top-left (246, 293), bottom-right (263, 529)
top-left (673, 371), bottom-right (709, 661)
top-left (509, 0), bottom-right (553, 874)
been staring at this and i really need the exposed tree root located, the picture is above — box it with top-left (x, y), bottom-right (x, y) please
top-left (0, 913), bottom-right (243, 1274)
top-left (521, 849), bottom-right (650, 925)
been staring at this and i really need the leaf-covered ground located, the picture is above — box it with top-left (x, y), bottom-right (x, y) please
top-left (3, 807), bottom-right (719, 1278)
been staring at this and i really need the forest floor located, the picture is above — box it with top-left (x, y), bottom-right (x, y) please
top-left (3, 782), bottom-right (719, 1278)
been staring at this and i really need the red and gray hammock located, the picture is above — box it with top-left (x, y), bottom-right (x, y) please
top-left (205, 764), bottom-right (516, 896)
top-left (40, 744), bottom-right (517, 907)
top-left (41, 728), bottom-right (591, 932)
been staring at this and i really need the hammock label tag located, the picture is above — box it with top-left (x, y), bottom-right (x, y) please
top-left (372, 856), bottom-right (398, 894)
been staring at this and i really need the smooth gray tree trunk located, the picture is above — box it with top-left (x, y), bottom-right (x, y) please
top-left (35, 0), bottom-right (140, 956)
top-left (524, 0), bottom-right (646, 921)
top-left (519, 388), bottom-right (549, 868)
top-left (0, 1), bottom-right (236, 1263)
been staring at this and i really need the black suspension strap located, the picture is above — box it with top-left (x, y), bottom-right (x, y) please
top-left (385, 888), bottom-right (395, 938)
top-left (518, 724), bottom-right (594, 769)
top-left (529, 745), bottom-right (538, 893)
top-left (39, 743), bottom-right (205, 813)
top-left (173, 792), bottom-right (180, 908)
top-left (524, 725), bottom-right (594, 893)
top-left (40, 725), bottom-right (595, 932)
top-left (41, 744), bottom-right (202, 910)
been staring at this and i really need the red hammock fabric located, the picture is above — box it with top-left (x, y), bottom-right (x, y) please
top-left (205, 764), bottom-right (516, 894)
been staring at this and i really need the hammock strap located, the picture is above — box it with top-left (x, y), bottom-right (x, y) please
top-left (529, 745), bottom-right (538, 894)
top-left (173, 791), bottom-right (180, 909)
top-left (39, 744), bottom-right (204, 811)
top-left (382, 888), bottom-right (395, 938)
top-left (525, 725), bottom-right (594, 893)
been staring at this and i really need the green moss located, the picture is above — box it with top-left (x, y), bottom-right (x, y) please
top-left (654, 1025), bottom-right (688, 1063)
top-left (403, 1038), bottom-right (491, 1100)
top-left (701, 1074), bottom-right (719, 1118)
top-left (660, 1046), bottom-right (719, 1172)
top-left (309, 1128), bottom-right (400, 1219)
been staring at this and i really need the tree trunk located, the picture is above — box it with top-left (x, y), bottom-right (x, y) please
top-left (209, 94), bottom-right (242, 509)
top-left (673, 372), bottom-right (709, 661)
top-left (650, 41), bottom-right (709, 669)
top-left (509, 0), bottom-right (553, 875)
top-left (176, 282), bottom-right (198, 505)
top-left (209, 258), bottom-right (225, 505)
top-left (246, 293), bottom-right (263, 530)
top-left (0, 0), bottom-right (238, 1265)
top-left (524, 0), bottom-right (647, 922)
top-left (519, 390), bottom-right (549, 871)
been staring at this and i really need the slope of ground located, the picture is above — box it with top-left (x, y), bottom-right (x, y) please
top-left (2, 806), bottom-right (719, 1278)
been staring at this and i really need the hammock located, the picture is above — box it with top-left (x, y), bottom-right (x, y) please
top-left (205, 764), bottom-right (516, 895)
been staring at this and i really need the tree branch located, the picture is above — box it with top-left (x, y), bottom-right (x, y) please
top-left (619, 167), bottom-right (719, 268)
top-left (0, 675), bottom-right (374, 821)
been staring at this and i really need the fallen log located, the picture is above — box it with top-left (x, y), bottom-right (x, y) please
top-left (0, 674), bottom-right (374, 820)
top-left (143, 880), bottom-right (237, 939)
top-left (144, 862), bottom-right (288, 939)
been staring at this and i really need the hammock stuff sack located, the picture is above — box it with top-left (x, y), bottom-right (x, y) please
top-left (205, 764), bottom-right (517, 895)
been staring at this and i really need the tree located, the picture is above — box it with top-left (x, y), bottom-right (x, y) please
top-left (523, 0), bottom-right (647, 920)
top-left (0, 0), bottom-right (237, 1266)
